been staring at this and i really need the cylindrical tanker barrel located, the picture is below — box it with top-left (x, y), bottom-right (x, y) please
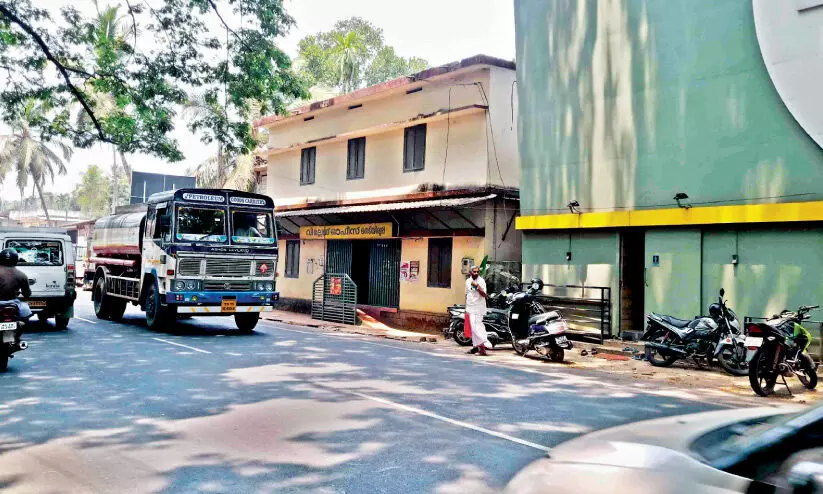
top-left (90, 212), bottom-right (146, 258)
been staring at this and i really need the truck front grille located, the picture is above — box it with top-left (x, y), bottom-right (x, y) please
top-left (203, 281), bottom-right (252, 291)
top-left (205, 259), bottom-right (252, 277)
top-left (178, 257), bottom-right (202, 276)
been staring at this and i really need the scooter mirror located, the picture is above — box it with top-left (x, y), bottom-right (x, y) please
top-left (719, 288), bottom-right (725, 297)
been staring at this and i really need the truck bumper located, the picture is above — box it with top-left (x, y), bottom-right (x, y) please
top-left (165, 291), bottom-right (279, 307)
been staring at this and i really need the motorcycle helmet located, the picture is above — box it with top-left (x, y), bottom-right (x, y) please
top-left (0, 248), bottom-right (19, 267)
top-left (530, 278), bottom-right (544, 292)
top-left (708, 303), bottom-right (722, 319)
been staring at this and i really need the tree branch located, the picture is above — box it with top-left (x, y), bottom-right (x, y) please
top-left (206, 0), bottom-right (238, 39)
top-left (0, 3), bottom-right (110, 143)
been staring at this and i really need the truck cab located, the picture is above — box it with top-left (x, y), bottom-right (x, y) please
top-left (0, 228), bottom-right (76, 329)
top-left (90, 189), bottom-right (279, 331)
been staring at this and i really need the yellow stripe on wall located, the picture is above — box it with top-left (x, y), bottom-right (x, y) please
top-left (516, 201), bottom-right (823, 230)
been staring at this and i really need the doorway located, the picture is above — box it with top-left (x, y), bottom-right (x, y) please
top-left (351, 240), bottom-right (372, 305)
top-left (326, 239), bottom-right (401, 308)
top-left (619, 230), bottom-right (645, 337)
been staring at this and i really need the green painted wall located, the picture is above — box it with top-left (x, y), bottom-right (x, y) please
top-left (644, 230), bottom-right (701, 319)
top-left (514, 0), bottom-right (823, 215)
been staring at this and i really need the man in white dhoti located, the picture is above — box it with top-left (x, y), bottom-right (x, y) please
top-left (465, 265), bottom-right (490, 356)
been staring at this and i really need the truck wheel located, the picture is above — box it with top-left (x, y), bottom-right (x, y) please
top-left (108, 299), bottom-right (127, 321)
top-left (93, 277), bottom-right (111, 320)
top-left (235, 313), bottom-right (259, 333)
top-left (55, 316), bottom-right (70, 330)
top-left (145, 281), bottom-right (173, 330)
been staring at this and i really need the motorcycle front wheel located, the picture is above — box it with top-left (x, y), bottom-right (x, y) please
top-left (452, 321), bottom-right (472, 347)
top-left (749, 347), bottom-right (779, 397)
top-left (549, 346), bottom-right (564, 363)
top-left (645, 333), bottom-right (679, 367)
top-left (512, 339), bottom-right (529, 356)
top-left (798, 353), bottom-right (818, 390)
top-left (718, 342), bottom-right (749, 376)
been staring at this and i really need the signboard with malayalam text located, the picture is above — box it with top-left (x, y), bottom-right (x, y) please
top-left (299, 222), bottom-right (393, 240)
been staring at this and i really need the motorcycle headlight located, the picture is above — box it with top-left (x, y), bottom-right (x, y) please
top-left (174, 280), bottom-right (186, 291)
top-left (265, 282), bottom-right (274, 291)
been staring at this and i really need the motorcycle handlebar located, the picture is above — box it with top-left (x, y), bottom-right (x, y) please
top-left (800, 305), bottom-right (820, 312)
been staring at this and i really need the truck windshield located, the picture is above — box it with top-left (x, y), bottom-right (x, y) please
top-left (6, 240), bottom-right (64, 266)
top-left (175, 207), bottom-right (227, 242)
top-left (231, 211), bottom-right (276, 245)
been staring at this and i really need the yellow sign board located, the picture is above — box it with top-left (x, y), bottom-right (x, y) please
top-left (299, 222), bottom-right (393, 240)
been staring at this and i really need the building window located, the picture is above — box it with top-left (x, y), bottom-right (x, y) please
top-left (403, 124), bottom-right (426, 172)
top-left (427, 238), bottom-right (452, 288)
top-left (300, 147), bottom-right (316, 185)
top-left (285, 240), bottom-right (300, 278)
top-left (347, 137), bottom-right (366, 180)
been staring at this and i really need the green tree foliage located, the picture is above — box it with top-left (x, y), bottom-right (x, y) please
top-left (75, 164), bottom-right (111, 217)
top-left (297, 17), bottom-right (429, 94)
top-left (0, 98), bottom-right (71, 222)
top-left (0, 0), bottom-right (308, 161)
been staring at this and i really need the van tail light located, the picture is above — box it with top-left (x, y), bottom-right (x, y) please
top-left (66, 264), bottom-right (76, 289)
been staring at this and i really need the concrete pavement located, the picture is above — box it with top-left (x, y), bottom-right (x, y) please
top-left (0, 293), bottom-right (783, 492)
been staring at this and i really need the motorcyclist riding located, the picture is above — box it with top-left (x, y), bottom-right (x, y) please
top-left (0, 248), bottom-right (32, 320)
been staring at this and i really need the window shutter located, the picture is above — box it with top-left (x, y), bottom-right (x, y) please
top-left (414, 125), bottom-right (426, 170)
top-left (404, 127), bottom-right (415, 172)
top-left (357, 138), bottom-right (366, 178)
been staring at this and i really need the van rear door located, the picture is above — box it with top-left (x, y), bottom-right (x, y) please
top-left (4, 239), bottom-right (67, 298)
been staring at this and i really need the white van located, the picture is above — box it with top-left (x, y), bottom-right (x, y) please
top-left (0, 228), bottom-right (77, 329)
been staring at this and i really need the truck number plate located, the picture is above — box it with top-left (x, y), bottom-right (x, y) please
top-left (221, 299), bottom-right (237, 313)
top-left (28, 301), bottom-right (46, 308)
top-left (0, 322), bottom-right (16, 331)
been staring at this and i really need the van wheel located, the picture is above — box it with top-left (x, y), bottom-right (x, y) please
top-left (55, 316), bottom-right (70, 330)
top-left (235, 313), bottom-right (259, 333)
top-left (145, 281), bottom-right (173, 330)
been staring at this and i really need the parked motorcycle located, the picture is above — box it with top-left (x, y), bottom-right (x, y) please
top-left (444, 284), bottom-right (527, 347)
top-left (509, 279), bottom-right (573, 362)
top-left (642, 288), bottom-right (748, 375)
top-left (746, 304), bottom-right (819, 397)
top-left (0, 302), bottom-right (28, 371)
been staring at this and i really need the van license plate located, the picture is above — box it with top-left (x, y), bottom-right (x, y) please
top-left (221, 299), bottom-right (237, 313)
top-left (1, 330), bottom-right (15, 342)
top-left (745, 336), bottom-right (763, 348)
top-left (555, 336), bottom-right (568, 345)
top-left (28, 301), bottom-right (46, 308)
top-left (0, 322), bottom-right (16, 331)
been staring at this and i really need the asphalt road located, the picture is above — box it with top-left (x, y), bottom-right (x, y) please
top-left (0, 293), bottom-right (731, 493)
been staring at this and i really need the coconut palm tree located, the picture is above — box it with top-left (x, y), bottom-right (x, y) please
top-left (75, 1), bottom-right (135, 210)
top-left (0, 99), bottom-right (71, 224)
top-left (331, 31), bottom-right (366, 93)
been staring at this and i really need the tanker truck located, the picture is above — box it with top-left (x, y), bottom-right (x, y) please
top-left (89, 189), bottom-right (279, 331)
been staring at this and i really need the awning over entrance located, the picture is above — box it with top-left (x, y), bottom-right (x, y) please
top-left (276, 194), bottom-right (496, 217)
top-left (275, 194), bottom-right (499, 238)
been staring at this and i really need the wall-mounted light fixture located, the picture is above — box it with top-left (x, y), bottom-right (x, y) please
top-left (731, 254), bottom-right (739, 265)
top-left (566, 251), bottom-right (572, 261)
top-left (674, 192), bottom-right (691, 209)
top-left (567, 200), bottom-right (581, 214)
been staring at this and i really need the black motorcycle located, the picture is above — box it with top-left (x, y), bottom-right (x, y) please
top-left (444, 284), bottom-right (527, 347)
top-left (0, 302), bottom-right (28, 371)
top-left (746, 305), bottom-right (819, 397)
top-left (642, 288), bottom-right (747, 375)
top-left (510, 279), bottom-right (573, 362)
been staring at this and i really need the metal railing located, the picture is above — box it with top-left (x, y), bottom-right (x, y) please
top-left (744, 316), bottom-right (823, 360)
top-left (312, 273), bottom-right (358, 325)
top-left (530, 283), bottom-right (612, 344)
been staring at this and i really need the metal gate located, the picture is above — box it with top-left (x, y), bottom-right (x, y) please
top-left (368, 239), bottom-right (401, 308)
top-left (311, 273), bottom-right (358, 325)
top-left (326, 240), bottom-right (352, 274)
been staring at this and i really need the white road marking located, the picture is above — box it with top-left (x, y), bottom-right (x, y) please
top-left (347, 390), bottom-right (551, 452)
top-left (151, 338), bottom-right (212, 354)
top-left (75, 317), bottom-right (97, 324)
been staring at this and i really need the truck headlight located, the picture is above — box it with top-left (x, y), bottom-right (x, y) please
top-left (185, 280), bottom-right (201, 291)
top-left (265, 282), bottom-right (274, 291)
top-left (255, 281), bottom-right (265, 291)
top-left (174, 280), bottom-right (186, 291)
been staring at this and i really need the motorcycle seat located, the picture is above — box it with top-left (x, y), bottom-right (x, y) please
top-left (529, 311), bottom-right (561, 325)
top-left (655, 314), bottom-right (692, 328)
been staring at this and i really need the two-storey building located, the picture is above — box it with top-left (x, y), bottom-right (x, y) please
top-left (254, 55), bottom-right (520, 328)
